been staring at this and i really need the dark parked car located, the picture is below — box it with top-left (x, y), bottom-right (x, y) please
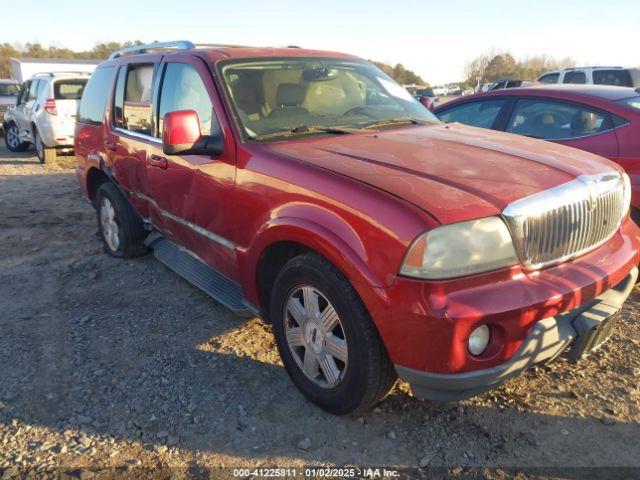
top-left (412, 87), bottom-right (439, 110)
top-left (434, 84), bottom-right (640, 217)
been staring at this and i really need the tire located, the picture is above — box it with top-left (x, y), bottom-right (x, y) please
top-left (95, 182), bottom-right (148, 258)
top-left (270, 252), bottom-right (396, 414)
top-left (34, 129), bottom-right (56, 164)
top-left (4, 123), bottom-right (29, 152)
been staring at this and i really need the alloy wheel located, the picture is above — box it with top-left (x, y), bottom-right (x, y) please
top-left (284, 285), bottom-right (348, 388)
top-left (100, 197), bottom-right (120, 251)
top-left (6, 125), bottom-right (20, 149)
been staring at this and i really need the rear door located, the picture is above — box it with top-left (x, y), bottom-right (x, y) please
top-left (108, 57), bottom-right (162, 221)
top-left (23, 79), bottom-right (45, 140)
top-left (505, 97), bottom-right (619, 158)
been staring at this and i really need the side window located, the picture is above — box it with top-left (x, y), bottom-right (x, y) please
top-left (123, 64), bottom-right (154, 135)
top-left (78, 67), bottom-right (116, 125)
top-left (563, 71), bottom-right (586, 84)
top-left (28, 80), bottom-right (40, 101)
top-left (507, 99), bottom-right (610, 139)
top-left (158, 63), bottom-right (215, 137)
top-left (538, 73), bottom-right (559, 84)
top-left (436, 99), bottom-right (505, 129)
top-left (593, 69), bottom-right (632, 87)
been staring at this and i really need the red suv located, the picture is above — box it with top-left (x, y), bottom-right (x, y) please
top-left (75, 41), bottom-right (639, 414)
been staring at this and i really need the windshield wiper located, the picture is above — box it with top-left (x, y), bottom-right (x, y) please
top-left (361, 118), bottom-right (433, 129)
top-left (252, 125), bottom-right (359, 140)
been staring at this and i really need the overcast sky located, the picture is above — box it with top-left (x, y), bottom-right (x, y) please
top-left (3, 0), bottom-right (638, 84)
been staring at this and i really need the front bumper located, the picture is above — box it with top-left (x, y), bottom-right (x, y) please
top-left (396, 267), bottom-right (638, 401)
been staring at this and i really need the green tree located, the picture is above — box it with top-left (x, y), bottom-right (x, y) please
top-left (0, 41), bottom-right (144, 79)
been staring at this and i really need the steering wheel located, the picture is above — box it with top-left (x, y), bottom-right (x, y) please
top-left (344, 106), bottom-right (376, 118)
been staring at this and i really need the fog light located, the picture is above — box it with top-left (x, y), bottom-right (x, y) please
top-left (468, 325), bottom-right (490, 356)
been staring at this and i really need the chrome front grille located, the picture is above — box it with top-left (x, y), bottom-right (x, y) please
top-left (503, 172), bottom-right (628, 270)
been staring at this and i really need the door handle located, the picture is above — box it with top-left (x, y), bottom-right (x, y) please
top-left (149, 154), bottom-right (168, 170)
top-left (104, 139), bottom-right (117, 151)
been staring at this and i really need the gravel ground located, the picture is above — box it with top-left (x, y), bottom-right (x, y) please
top-left (1, 143), bottom-right (640, 479)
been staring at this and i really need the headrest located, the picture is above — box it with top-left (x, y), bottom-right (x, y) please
top-left (276, 83), bottom-right (305, 107)
top-left (234, 82), bottom-right (258, 104)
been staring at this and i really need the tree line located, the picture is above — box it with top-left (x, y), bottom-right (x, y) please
top-left (0, 41), bottom-right (143, 78)
top-left (463, 50), bottom-right (575, 87)
top-left (1, 42), bottom-right (574, 89)
top-left (0, 41), bottom-right (427, 86)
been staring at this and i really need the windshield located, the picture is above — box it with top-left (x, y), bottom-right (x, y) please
top-left (0, 83), bottom-right (19, 97)
top-left (219, 58), bottom-right (438, 140)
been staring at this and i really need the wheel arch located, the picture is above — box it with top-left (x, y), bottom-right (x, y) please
top-left (85, 167), bottom-right (112, 204)
top-left (244, 216), bottom-right (388, 319)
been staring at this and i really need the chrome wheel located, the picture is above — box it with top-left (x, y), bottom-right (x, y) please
top-left (284, 285), bottom-right (348, 388)
top-left (6, 125), bottom-right (20, 149)
top-left (35, 132), bottom-right (44, 159)
top-left (100, 197), bottom-right (120, 252)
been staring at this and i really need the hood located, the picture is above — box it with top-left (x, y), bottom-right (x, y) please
top-left (265, 122), bottom-right (620, 224)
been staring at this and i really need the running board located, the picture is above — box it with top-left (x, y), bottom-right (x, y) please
top-left (145, 233), bottom-right (258, 318)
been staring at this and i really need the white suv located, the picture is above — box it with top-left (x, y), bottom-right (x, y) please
top-left (3, 72), bottom-right (89, 163)
top-left (537, 66), bottom-right (640, 87)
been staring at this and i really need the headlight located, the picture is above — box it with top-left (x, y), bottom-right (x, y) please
top-left (622, 172), bottom-right (631, 217)
top-left (400, 217), bottom-right (518, 279)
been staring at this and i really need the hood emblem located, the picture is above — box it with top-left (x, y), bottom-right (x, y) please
top-left (585, 180), bottom-right (599, 212)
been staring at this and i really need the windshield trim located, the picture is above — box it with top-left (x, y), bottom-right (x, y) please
top-left (214, 56), bottom-right (437, 144)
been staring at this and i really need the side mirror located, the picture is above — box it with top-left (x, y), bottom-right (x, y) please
top-left (162, 109), bottom-right (224, 156)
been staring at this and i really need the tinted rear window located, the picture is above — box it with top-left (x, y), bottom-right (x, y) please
top-left (538, 73), bottom-right (560, 84)
top-left (416, 88), bottom-right (435, 97)
top-left (593, 69), bottom-right (632, 87)
top-left (78, 67), bottom-right (115, 125)
top-left (54, 79), bottom-right (88, 100)
top-left (563, 71), bottom-right (586, 84)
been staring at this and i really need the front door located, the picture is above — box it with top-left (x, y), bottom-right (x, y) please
top-left (146, 56), bottom-right (237, 277)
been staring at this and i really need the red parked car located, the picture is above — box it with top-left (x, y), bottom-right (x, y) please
top-left (434, 85), bottom-right (640, 220)
top-left (75, 42), bottom-right (639, 413)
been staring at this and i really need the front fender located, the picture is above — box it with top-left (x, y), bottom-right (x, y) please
top-left (239, 212), bottom-right (390, 306)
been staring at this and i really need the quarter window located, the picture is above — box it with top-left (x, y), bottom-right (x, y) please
top-left (563, 71), bottom-right (586, 84)
top-left (593, 69), bottom-right (632, 87)
top-left (123, 64), bottom-right (155, 135)
top-left (78, 67), bottom-right (116, 125)
top-left (437, 99), bottom-right (505, 129)
top-left (158, 63), bottom-right (214, 137)
top-left (507, 99), bottom-right (610, 139)
top-left (28, 80), bottom-right (42, 101)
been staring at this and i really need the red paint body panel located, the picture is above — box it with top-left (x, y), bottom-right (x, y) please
top-left (75, 52), bottom-right (640, 379)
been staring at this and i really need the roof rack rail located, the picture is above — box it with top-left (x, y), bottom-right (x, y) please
top-left (192, 43), bottom-right (250, 49)
top-left (32, 71), bottom-right (92, 77)
top-left (108, 40), bottom-right (195, 60)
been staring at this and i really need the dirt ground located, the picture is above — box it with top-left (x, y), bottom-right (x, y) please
top-left (1, 143), bottom-right (640, 480)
